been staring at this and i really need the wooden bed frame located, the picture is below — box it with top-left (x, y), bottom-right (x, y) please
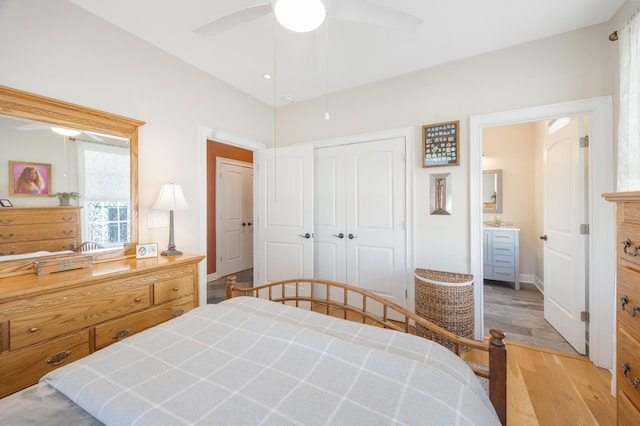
top-left (226, 277), bottom-right (507, 425)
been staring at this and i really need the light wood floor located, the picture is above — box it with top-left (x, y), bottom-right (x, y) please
top-left (208, 274), bottom-right (615, 425)
top-left (502, 341), bottom-right (614, 425)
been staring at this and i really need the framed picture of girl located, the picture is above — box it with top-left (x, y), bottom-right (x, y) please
top-left (9, 161), bottom-right (52, 196)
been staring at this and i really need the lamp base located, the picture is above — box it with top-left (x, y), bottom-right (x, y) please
top-left (161, 247), bottom-right (183, 257)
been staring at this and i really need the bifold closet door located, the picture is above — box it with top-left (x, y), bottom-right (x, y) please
top-left (314, 138), bottom-right (407, 307)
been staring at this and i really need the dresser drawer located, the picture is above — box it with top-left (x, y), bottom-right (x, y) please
top-left (0, 330), bottom-right (90, 398)
top-left (618, 327), bottom-right (640, 410)
top-left (0, 208), bottom-right (78, 226)
top-left (492, 231), bottom-right (515, 244)
top-left (493, 267), bottom-right (516, 282)
top-left (154, 275), bottom-right (194, 305)
top-left (95, 299), bottom-right (194, 350)
top-left (493, 254), bottom-right (515, 269)
top-left (618, 267), bottom-right (640, 342)
top-left (618, 390), bottom-right (640, 426)
top-left (10, 286), bottom-right (151, 350)
top-left (0, 223), bottom-right (79, 243)
top-left (0, 238), bottom-right (78, 256)
top-left (619, 223), bottom-right (640, 273)
top-left (492, 243), bottom-right (514, 257)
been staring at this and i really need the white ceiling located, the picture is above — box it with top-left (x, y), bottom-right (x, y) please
top-left (69, 0), bottom-right (623, 106)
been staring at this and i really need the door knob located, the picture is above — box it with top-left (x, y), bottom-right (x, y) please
top-left (539, 235), bottom-right (547, 241)
top-left (299, 233), bottom-right (311, 239)
top-left (242, 223), bottom-right (246, 226)
top-left (333, 233), bottom-right (344, 239)
top-left (348, 234), bottom-right (358, 239)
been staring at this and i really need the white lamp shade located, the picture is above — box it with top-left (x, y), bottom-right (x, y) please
top-left (152, 183), bottom-right (189, 211)
top-left (274, 0), bottom-right (326, 32)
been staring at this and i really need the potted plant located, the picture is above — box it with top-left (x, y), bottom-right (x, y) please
top-left (50, 192), bottom-right (81, 206)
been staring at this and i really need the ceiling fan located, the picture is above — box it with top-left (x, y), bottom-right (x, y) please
top-left (193, 0), bottom-right (423, 37)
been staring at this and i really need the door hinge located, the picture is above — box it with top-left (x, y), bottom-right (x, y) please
top-left (581, 311), bottom-right (590, 323)
top-left (579, 135), bottom-right (589, 148)
top-left (405, 289), bottom-right (408, 299)
top-left (580, 224), bottom-right (589, 235)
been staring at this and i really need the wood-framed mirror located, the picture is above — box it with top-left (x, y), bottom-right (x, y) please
top-left (0, 85), bottom-right (144, 272)
top-left (482, 169), bottom-right (502, 214)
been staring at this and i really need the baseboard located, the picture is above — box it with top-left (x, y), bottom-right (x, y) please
top-left (534, 276), bottom-right (544, 293)
top-left (207, 272), bottom-right (219, 282)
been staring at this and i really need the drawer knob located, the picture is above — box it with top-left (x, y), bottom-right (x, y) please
top-left (172, 287), bottom-right (179, 292)
top-left (0, 219), bottom-right (13, 224)
top-left (134, 297), bottom-right (142, 303)
top-left (623, 239), bottom-right (640, 257)
top-left (620, 295), bottom-right (640, 317)
top-left (172, 309), bottom-right (185, 318)
top-left (46, 351), bottom-right (71, 366)
top-left (112, 329), bottom-right (130, 341)
top-left (61, 216), bottom-right (73, 222)
top-left (29, 327), bottom-right (38, 333)
top-left (623, 362), bottom-right (640, 388)
top-left (0, 233), bottom-right (14, 239)
top-left (62, 230), bottom-right (74, 235)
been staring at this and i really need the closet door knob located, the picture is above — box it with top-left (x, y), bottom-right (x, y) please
top-left (539, 235), bottom-right (547, 241)
top-left (299, 233), bottom-right (311, 239)
top-left (348, 234), bottom-right (358, 239)
top-left (333, 233), bottom-right (344, 239)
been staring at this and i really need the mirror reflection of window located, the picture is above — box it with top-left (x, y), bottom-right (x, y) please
top-left (78, 141), bottom-right (131, 248)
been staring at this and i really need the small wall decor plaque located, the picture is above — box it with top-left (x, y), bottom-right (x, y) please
top-left (422, 120), bottom-right (459, 168)
top-left (136, 243), bottom-right (158, 259)
top-left (430, 173), bottom-right (452, 215)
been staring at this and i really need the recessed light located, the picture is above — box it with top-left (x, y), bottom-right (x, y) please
top-left (263, 73), bottom-right (272, 80)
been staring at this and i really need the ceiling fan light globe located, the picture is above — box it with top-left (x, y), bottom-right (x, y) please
top-left (274, 0), bottom-right (326, 32)
top-left (51, 127), bottom-right (81, 137)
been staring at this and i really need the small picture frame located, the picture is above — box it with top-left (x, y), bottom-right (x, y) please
top-left (430, 173), bottom-right (452, 215)
top-left (422, 120), bottom-right (459, 168)
top-left (9, 161), bottom-right (52, 196)
top-left (0, 199), bottom-right (13, 207)
top-left (136, 243), bottom-right (158, 259)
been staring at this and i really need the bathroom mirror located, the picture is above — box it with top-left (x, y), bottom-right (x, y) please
top-left (0, 85), bottom-right (144, 266)
top-left (483, 169), bottom-right (502, 214)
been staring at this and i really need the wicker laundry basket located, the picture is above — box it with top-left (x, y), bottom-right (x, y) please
top-left (414, 268), bottom-right (474, 353)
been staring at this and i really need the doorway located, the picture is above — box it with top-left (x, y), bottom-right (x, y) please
top-left (469, 96), bottom-right (615, 369)
top-left (481, 117), bottom-right (585, 355)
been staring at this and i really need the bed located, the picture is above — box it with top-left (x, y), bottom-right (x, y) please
top-left (0, 277), bottom-right (506, 425)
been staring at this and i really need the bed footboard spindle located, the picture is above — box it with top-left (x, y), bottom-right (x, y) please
top-left (488, 329), bottom-right (507, 425)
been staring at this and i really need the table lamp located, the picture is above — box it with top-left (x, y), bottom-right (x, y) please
top-left (152, 183), bottom-right (189, 256)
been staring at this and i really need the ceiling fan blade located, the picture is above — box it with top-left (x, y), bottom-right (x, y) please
top-left (332, 0), bottom-right (423, 32)
top-left (193, 3), bottom-right (272, 37)
top-left (84, 132), bottom-right (104, 142)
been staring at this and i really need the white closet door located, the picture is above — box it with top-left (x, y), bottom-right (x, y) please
top-left (314, 146), bottom-right (347, 283)
top-left (256, 145), bottom-right (314, 285)
top-left (345, 138), bottom-right (406, 306)
top-left (314, 138), bottom-right (407, 308)
top-left (217, 159), bottom-right (253, 277)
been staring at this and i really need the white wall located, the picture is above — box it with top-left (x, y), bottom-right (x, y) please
top-left (0, 0), bottom-right (272, 255)
top-left (277, 23), bottom-right (615, 275)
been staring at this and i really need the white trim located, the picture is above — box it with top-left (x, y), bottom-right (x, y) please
top-left (198, 126), bottom-right (265, 306)
top-left (297, 126), bottom-right (416, 312)
top-left (470, 96), bottom-right (615, 369)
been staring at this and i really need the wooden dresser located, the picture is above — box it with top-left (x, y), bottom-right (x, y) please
top-left (0, 253), bottom-right (204, 398)
top-left (604, 192), bottom-right (640, 424)
top-left (0, 206), bottom-right (81, 256)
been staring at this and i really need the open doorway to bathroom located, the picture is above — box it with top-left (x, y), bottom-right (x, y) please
top-left (481, 117), bottom-right (586, 355)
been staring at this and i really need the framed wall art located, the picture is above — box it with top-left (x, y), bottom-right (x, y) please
top-left (9, 160), bottom-right (52, 196)
top-left (422, 120), bottom-right (459, 168)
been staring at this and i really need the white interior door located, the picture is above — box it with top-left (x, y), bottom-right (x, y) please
top-left (216, 159), bottom-right (253, 277)
top-left (543, 116), bottom-right (587, 354)
top-left (314, 138), bottom-right (407, 307)
top-left (256, 145), bottom-right (314, 285)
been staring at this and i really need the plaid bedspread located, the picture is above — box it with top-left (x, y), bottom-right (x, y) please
top-left (43, 297), bottom-right (499, 425)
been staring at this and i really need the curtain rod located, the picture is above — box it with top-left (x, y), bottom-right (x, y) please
top-left (611, 8), bottom-right (640, 41)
